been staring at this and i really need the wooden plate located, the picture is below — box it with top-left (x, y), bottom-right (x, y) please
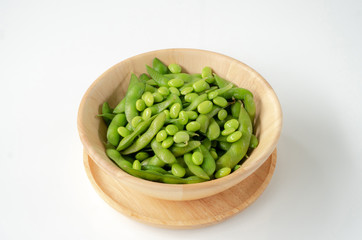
top-left (83, 149), bottom-right (277, 229)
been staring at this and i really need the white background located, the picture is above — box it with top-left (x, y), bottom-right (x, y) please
top-left (1, 0), bottom-right (361, 239)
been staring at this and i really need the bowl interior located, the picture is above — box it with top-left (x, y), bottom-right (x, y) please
top-left (77, 49), bottom-right (282, 200)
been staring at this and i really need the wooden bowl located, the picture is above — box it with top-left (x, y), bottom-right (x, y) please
top-left (77, 49), bottom-right (282, 201)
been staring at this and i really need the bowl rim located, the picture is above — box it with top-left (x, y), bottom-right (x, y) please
top-left (77, 48), bottom-right (283, 192)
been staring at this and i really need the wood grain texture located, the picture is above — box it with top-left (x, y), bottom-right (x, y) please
top-left (77, 49), bottom-right (282, 200)
top-left (83, 149), bottom-right (277, 229)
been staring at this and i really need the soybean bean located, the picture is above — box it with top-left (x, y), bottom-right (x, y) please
top-left (136, 99), bottom-right (146, 111)
top-left (215, 167), bottom-right (231, 178)
top-left (197, 100), bottom-right (213, 114)
top-left (173, 131), bottom-right (189, 143)
top-left (162, 136), bottom-right (174, 148)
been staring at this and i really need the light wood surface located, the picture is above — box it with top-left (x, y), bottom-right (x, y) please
top-left (83, 149), bottom-right (277, 229)
top-left (77, 49), bottom-right (282, 200)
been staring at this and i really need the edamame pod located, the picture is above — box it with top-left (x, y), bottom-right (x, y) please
top-left (171, 141), bottom-right (201, 157)
top-left (116, 115), bottom-right (157, 151)
top-left (200, 145), bottom-right (216, 177)
top-left (151, 138), bottom-right (176, 164)
top-left (125, 74), bottom-right (145, 123)
top-left (122, 112), bottom-right (166, 154)
top-left (146, 65), bottom-right (169, 87)
top-left (216, 105), bottom-right (252, 169)
top-left (107, 113), bottom-right (127, 146)
top-left (184, 153), bottom-right (210, 180)
top-left (152, 58), bottom-right (168, 74)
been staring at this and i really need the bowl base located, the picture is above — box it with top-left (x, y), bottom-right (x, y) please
top-left (83, 149), bottom-right (277, 229)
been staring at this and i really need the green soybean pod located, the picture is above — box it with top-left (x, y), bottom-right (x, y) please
top-left (156, 130), bottom-right (168, 142)
top-left (148, 155), bottom-right (166, 167)
top-left (141, 158), bottom-right (150, 166)
top-left (227, 131), bottom-right (242, 142)
top-left (150, 94), bottom-right (182, 115)
top-left (213, 97), bottom-right (228, 108)
top-left (244, 94), bottom-right (256, 124)
top-left (185, 94), bottom-right (207, 111)
top-left (142, 165), bottom-right (169, 175)
top-left (162, 136), bottom-right (174, 148)
top-left (139, 73), bottom-right (150, 81)
top-left (113, 98), bottom-right (126, 114)
top-left (178, 111), bottom-right (188, 125)
top-left (208, 83), bottom-right (233, 100)
top-left (101, 102), bottom-right (113, 125)
top-left (200, 145), bottom-right (216, 177)
top-left (146, 79), bottom-right (157, 86)
top-left (213, 74), bottom-right (230, 88)
top-left (219, 141), bottom-right (232, 151)
top-left (196, 114), bottom-right (209, 133)
top-left (206, 118), bottom-right (220, 140)
top-left (106, 148), bottom-right (132, 169)
top-left (202, 139), bottom-right (211, 150)
top-left (218, 109), bottom-right (228, 121)
top-left (168, 63), bottom-right (182, 74)
top-left (215, 167), bottom-right (231, 178)
top-left (125, 74), bottom-right (145, 123)
top-left (135, 152), bottom-right (149, 161)
top-left (116, 115), bottom-right (157, 151)
top-left (233, 165), bottom-right (241, 171)
top-left (146, 65), bottom-right (169, 87)
top-left (192, 151), bottom-right (203, 165)
top-left (184, 93), bottom-right (199, 103)
top-left (171, 141), bottom-right (201, 157)
top-left (184, 153), bottom-right (210, 180)
top-left (107, 113), bottom-right (127, 146)
top-left (216, 106), bottom-right (252, 170)
top-left (173, 142), bottom-right (188, 148)
top-left (142, 92), bottom-right (154, 107)
top-left (197, 100), bottom-right (213, 114)
top-left (250, 134), bottom-right (259, 148)
top-left (231, 101), bottom-right (242, 119)
top-left (125, 123), bottom-right (133, 132)
top-left (98, 113), bottom-right (115, 124)
top-left (145, 84), bottom-right (157, 93)
top-left (164, 73), bottom-right (193, 82)
top-left (132, 160), bottom-right (142, 170)
top-left (171, 163), bottom-right (186, 177)
top-left (153, 57), bottom-right (168, 74)
top-left (122, 112), bottom-right (166, 155)
top-left (151, 138), bottom-right (176, 164)
top-left (170, 103), bottom-right (181, 119)
top-left (136, 99), bottom-right (146, 112)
